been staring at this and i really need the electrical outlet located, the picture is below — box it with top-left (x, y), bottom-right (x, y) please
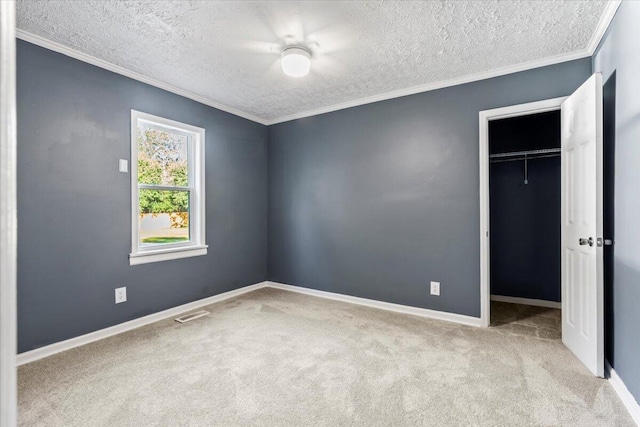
top-left (115, 287), bottom-right (127, 304)
top-left (430, 281), bottom-right (440, 296)
top-left (118, 159), bottom-right (128, 173)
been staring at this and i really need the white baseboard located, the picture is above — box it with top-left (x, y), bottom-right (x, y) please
top-left (17, 280), bottom-right (639, 427)
top-left (17, 280), bottom-right (639, 425)
top-left (268, 281), bottom-right (483, 327)
top-left (17, 280), bottom-right (486, 366)
top-left (17, 281), bottom-right (269, 366)
top-left (606, 360), bottom-right (640, 426)
top-left (490, 294), bottom-right (561, 309)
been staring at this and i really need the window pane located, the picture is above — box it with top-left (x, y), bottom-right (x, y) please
top-left (137, 125), bottom-right (189, 186)
top-left (139, 189), bottom-right (190, 245)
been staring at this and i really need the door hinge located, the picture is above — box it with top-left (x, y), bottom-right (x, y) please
top-left (596, 238), bottom-right (613, 247)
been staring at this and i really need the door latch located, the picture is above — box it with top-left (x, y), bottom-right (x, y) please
top-left (596, 238), bottom-right (613, 247)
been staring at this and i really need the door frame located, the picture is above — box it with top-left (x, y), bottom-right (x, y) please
top-left (0, 1), bottom-right (18, 426)
top-left (479, 97), bottom-right (566, 327)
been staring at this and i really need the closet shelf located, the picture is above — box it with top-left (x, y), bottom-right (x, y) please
top-left (489, 148), bottom-right (561, 159)
top-left (489, 148), bottom-right (561, 185)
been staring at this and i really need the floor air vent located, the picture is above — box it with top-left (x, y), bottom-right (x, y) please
top-left (175, 310), bottom-right (210, 323)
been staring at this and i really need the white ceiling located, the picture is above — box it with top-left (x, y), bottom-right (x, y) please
top-left (17, 1), bottom-right (613, 124)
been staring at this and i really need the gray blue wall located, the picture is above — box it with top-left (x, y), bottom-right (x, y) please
top-left (268, 58), bottom-right (592, 317)
top-left (17, 41), bottom-right (268, 353)
top-left (593, 0), bottom-right (640, 404)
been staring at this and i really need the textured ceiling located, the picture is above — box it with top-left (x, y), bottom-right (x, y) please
top-left (17, 1), bottom-right (608, 123)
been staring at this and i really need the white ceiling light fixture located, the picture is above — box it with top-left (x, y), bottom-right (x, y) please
top-left (281, 46), bottom-right (311, 77)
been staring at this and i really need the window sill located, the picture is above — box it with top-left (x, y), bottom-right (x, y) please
top-left (129, 245), bottom-right (208, 266)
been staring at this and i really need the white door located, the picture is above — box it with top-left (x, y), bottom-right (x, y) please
top-left (561, 73), bottom-right (604, 377)
top-left (0, 1), bottom-right (18, 425)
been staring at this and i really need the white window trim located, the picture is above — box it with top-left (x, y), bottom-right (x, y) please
top-left (129, 110), bottom-right (207, 265)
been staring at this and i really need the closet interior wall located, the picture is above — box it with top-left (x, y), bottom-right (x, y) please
top-left (489, 111), bottom-right (562, 303)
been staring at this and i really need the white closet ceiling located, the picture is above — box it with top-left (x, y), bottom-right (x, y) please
top-left (17, 0), bottom-right (611, 124)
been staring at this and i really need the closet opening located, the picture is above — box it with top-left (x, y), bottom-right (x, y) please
top-left (479, 97), bottom-right (567, 333)
top-left (487, 110), bottom-right (562, 338)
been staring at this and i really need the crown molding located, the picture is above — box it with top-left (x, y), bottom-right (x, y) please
top-left (18, 0), bottom-right (619, 128)
top-left (266, 48), bottom-right (591, 125)
top-left (267, 1), bottom-right (620, 125)
top-left (587, 0), bottom-right (622, 55)
top-left (15, 29), bottom-right (269, 126)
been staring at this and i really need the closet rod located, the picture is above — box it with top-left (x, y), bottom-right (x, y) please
top-left (489, 153), bottom-right (560, 163)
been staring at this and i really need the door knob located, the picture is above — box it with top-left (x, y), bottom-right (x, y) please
top-left (579, 237), bottom-right (594, 247)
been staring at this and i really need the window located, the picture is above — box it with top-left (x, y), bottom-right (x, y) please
top-left (130, 110), bottom-right (206, 265)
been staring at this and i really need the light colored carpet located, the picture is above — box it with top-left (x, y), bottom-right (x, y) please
top-left (19, 287), bottom-right (633, 426)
